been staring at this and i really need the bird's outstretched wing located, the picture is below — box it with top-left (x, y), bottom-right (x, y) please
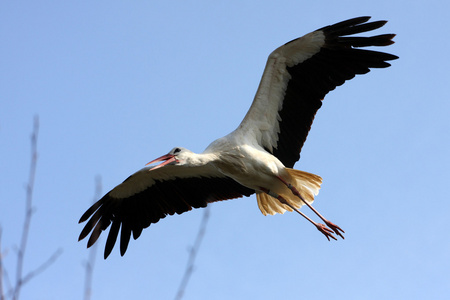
top-left (78, 165), bottom-right (254, 258)
top-left (236, 16), bottom-right (398, 167)
top-left (79, 17), bottom-right (398, 258)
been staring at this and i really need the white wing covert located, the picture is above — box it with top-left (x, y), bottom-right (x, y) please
top-left (78, 164), bottom-right (253, 258)
top-left (235, 17), bottom-right (397, 167)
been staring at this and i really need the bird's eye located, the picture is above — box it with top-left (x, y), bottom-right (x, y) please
top-left (174, 147), bottom-right (181, 154)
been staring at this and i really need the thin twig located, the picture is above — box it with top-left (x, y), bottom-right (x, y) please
top-left (5, 246), bottom-right (62, 299)
top-left (2, 116), bottom-right (62, 300)
top-left (12, 117), bottom-right (39, 300)
top-left (83, 176), bottom-right (102, 300)
top-left (174, 206), bottom-right (210, 300)
top-left (0, 228), bottom-right (4, 300)
top-left (0, 236), bottom-right (12, 300)
top-left (20, 249), bottom-right (62, 287)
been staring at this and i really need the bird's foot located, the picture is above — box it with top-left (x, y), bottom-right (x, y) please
top-left (316, 223), bottom-right (337, 241)
top-left (324, 220), bottom-right (345, 239)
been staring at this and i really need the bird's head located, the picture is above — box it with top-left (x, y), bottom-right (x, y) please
top-left (146, 147), bottom-right (192, 170)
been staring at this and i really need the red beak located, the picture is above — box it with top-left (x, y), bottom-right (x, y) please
top-left (146, 153), bottom-right (177, 170)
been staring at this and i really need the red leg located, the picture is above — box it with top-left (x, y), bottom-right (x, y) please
top-left (260, 188), bottom-right (337, 241)
top-left (276, 177), bottom-right (345, 239)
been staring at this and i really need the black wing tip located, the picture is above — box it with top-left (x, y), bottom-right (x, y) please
top-left (78, 231), bottom-right (88, 242)
top-left (78, 208), bottom-right (94, 224)
top-left (337, 16), bottom-right (373, 27)
top-left (317, 16), bottom-right (370, 32)
top-left (320, 17), bottom-right (397, 58)
top-left (363, 20), bottom-right (389, 32)
top-left (104, 245), bottom-right (113, 259)
top-left (320, 16), bottom-right (394, 40)
top-left (374, 33), bottom-right (397, 46)
top-left (385, 52), bottom-right (399, 61)
top-left (78, 218), bottom-right (98, 242)
top-left (78, 197), bottom-right (105, 223)
top-left (87, 234), bottom-right (98, 248)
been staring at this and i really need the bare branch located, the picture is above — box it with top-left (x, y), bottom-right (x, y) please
top-left (83, 176), bottom-right (102, 300)
top-left (20, 249), bottom-right (62, 287)
top-left (174, 206), bottom-right (210, 300)
top-left (1, 228), bottom-right (4, 300)
top-left (0, 235), bottom-right (12, 300)
top-left (12, 116), bottom-right (39, 300)
top-left (0, 116), bottom-right (61, 300)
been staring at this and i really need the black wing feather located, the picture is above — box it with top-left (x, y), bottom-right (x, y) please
top-left (79, 175), bottom-right (254, 259)
top-left (270, 17), bottom-right (398, 167)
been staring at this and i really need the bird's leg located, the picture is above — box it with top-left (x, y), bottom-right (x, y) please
top-left (276, 176), bottom-right (345, 239)
top-left (259, 188), bottom-right (337, 241)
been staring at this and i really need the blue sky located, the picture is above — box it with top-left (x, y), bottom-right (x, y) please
top-left (1, 1), bottom-right (449, 299)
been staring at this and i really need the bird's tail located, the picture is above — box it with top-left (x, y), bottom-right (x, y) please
top-left (256, 169), bottom-right (322, 215)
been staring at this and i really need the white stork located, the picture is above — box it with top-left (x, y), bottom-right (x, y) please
top-left (79, 16), bottom-right (397, 258)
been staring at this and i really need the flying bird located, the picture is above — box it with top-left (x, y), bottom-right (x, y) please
top-left (79, 16), bottom-right (397, 258)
